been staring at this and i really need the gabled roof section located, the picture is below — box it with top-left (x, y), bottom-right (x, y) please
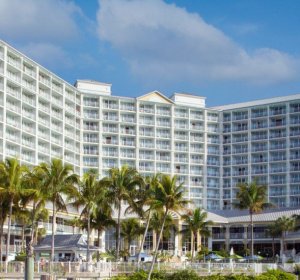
top-left (137, 91), bottom-right (174, 104)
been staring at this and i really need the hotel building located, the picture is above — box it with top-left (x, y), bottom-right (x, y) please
top-left (1, 40), bottom-right (300, 256)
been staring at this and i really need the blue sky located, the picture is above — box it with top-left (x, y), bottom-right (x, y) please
top-left (0, 0), bottom-right (299, 106)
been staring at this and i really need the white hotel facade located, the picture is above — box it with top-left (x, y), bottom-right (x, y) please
top-left (3, 39), bottom-right (300, 257)
top-left (1, 40), bottom-right (300, 212)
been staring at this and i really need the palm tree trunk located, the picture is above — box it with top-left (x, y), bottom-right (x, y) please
top-left (272, 237), bottom-right (275, 259)
top-left (21, 224), bottom-right (25, 252)
top-left (0, 220), bottom-right (4, 269)
top-left (87, 212), bottom-right (91, 262)
top-left (97, 230), bottom-right (101, 262)
top-left (30, 202), bottom-right (36, 243)
top-left (116, 205), bottom-right (121, 261)
top-left (51, 202), bottom-right (56, 262)
top-left (147, 210), bottom-right (168, 280)
top-left (250, 211), bottom-right (254, 257)
top-left (5, 198), bottom-right (13, 270)
top-left (137, 210), bottom-right (151, 267)
top-left (191, 231), bottom-right (194, 262)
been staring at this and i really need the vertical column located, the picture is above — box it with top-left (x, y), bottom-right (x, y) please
top-left (101, 231), bottom-right (106, 252)
top-left (243, 224), bottom-right (248, 250)
top-left (152, 230), bottom-right (157, 252)
top-left (208, 227), bottom-right (213, 251)
top-left (225, 225), bottom-right (230, 252)
top-left (175, 221), bottom-right (182, 256)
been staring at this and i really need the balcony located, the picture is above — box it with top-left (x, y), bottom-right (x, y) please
top-left (83, 137), bottom-right (98, 143)
top-left (270, 109), bottom-right (286, 116)
top-left (84, 101), bottom-right (99, 107)
top-left (140, 143), bottom-right (154, 149)
top-left (7, 55), bottom-right (21, 68)
top-left (230, 232), bottom-right (244, 239)
top-left (83, 149), bottom-right (98, 155)
top-left (83, 125), bottom-right (99, 131)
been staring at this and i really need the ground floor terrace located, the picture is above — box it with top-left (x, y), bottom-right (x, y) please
top-left (1, 208), bottom-right (300, 262)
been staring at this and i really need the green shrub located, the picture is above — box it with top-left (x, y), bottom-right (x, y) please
top-left (112, 269), bottom-right (296, 280)
top-left (15, 252), bottom-right (26, 261)
top-left (261, 270), bottom-right (295, 280)
top-left (166, 270), bottom-right (200, 280)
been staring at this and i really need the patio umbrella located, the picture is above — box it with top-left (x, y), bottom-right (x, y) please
top-left (244, 255), bottom-right (264, 261)
top-left (205, 253), bottom-right (224, 261)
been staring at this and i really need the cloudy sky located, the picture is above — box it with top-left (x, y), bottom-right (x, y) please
top-left (1, 0), bottom-right (300, 106)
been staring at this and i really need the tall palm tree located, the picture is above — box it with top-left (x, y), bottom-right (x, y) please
top-left (104, 166), bottom-right (143, 260)
top-left (91, 206), bottom-right (115, 262)
top-left (181, 208), bottom-right (214, 262)
top-left (267, 222), bottom-right (281, 258)
top-left (121, 218), bottom-right (143, 257)
top-left (0, 196), bottom-right (9, 267)
top-left (0, 158), bottom-right (28, 265)
top-left (233, 181), bottom-right (273, 257)
top-left (36, 158), bottom-right (79, 262)
top-left (147, 175), bottom-right (188, 280)
top-left (126, 174), bottom-right (160, 266)
top-left (23, 168), bottom-right (49, 244)
top-left (150, 210), bottom-right (177, 246)
top-left (72, 170), bottom-right (104, 262)
top-left (275, 216), bottom-right (296, 254)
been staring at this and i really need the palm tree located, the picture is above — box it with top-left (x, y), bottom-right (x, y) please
top-left (36, 158), bottom-right (79, 262)
top-left (233, 180), bottom-right (273, 257)
top-left (104, 166), bottom-right (143, 260)
top-left (275, 216), bottom-right (296, 255)
top-left (91, 206), bottom-right (115, 262)
top-left (68, 217), bottom-right (82, 235)
top-left (147, 175), bottom-right (188, 280)
top-left (181, 208), bottom-right (214, 262)
top-left (23, 168), bottom-right (49, 244)
top-left (0, 192), bottom-right (9, 266)
top-left (121, 218), bottom-right (143, 258)
top-left (126, 174), bottom-right (160, 266)
top-left (0, 158), bottom-right (28, 265)
top-left (267, 222), bottom-right (281, 258)
top-left (150, 210), bottom-right (177, 247)
top-left (72, 169), bottom-right (104, 262)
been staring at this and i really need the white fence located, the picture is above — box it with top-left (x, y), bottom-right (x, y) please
top-left (0, 261), bottom-right (279, 277)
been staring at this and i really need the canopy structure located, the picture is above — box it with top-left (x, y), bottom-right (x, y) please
top-left (34, 234), bottom-right (100, 261)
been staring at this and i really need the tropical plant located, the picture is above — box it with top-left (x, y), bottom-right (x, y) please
top-left (0, 158), bottom-right (29, 265)
top-left (67, 217), bottom-right (83, 235)
top-left (0, 195), bottom-right (9, 266)
top-left (121, 218), bottom-right (143, 257)
top-left (275, 216), bottom-right (296, 254)
top-left (36, 158), bottom-right (79, 261)
top-left (181, 208), bottom-right (214, 262)
top-left (150, 210), bottom-right (177, 243)
top-left (147, 175), bottom-right (188, 280)
top-left (91, 206), bottom-right (115, 262)
top-left (72, 169), bottom-right (104, 262)
top-left (233, 180), bottom-right (273, 257)
top-left (22, 168), bottom-right (49, 244)
top-left (103, 166), bottom-right (143, 260)
top-left (267, 222), bottom-right (281, 258)
top-left (126, 174), bottom-right (160, 267)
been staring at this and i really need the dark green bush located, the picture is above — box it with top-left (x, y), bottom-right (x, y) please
top-left (166, 270), bottom-right (200, 280)
top-left (112, 269), bottom-right (296, 280)
top-left (261, 270), bottom-right (295, 280)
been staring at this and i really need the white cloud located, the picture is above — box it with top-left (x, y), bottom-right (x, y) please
top-left (0, 0), bottom-right (81, 42)
top-left (97, 0), bottom-right (299, 85)
top-left (21, 43), bottom-right (73, 69)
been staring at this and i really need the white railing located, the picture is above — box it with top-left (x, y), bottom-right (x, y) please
top-left (0, 261), bottom-right (278, 276)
